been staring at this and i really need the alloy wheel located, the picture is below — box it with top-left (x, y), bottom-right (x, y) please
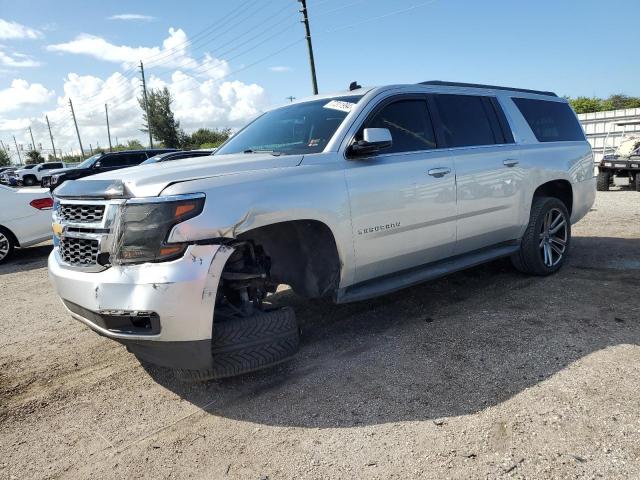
top-left (539, 207), bottom-right (567, 268)
top-left (0, 231), bottom-right (10, 262)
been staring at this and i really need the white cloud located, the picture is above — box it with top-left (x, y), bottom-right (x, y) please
top-left (269, 66), bottom-right (292, 72)
top-left (2, 28), bottom-right (272, 155)
top-left (107, 14), bottom-right (156, 22)
top-left (0, 47), bottom-right (41, 67)
top-left (0, 19), bottom-right (43, 40)
top-left (0, 79), bottom-right (53, 112)
top-left (46, 28), bottom-right (221, 74)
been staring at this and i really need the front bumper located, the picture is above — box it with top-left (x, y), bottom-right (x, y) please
top-left (48, 244), bottom-right (234, 369)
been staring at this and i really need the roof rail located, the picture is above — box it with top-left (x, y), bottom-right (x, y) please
top-left (419, 80), bottom-right (557, 97)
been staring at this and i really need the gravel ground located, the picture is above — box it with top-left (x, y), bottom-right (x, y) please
top-left (1, 190), bottom-right (639, 480)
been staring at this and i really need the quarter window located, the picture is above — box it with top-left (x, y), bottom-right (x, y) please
top-left (362, 99), bottom-right (436, 154)
top-left (512, 98), bottom-right (584, 142)
top-left (433, 94), bottom-right (502, 147)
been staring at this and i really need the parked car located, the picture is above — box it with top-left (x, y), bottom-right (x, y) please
top-left (48, 81), bottom-right (596, 381)
top-left (14, 161), bottom-right (65, 186)
top-left (0, 167), bottom-right (16, 185)
top-left (44, 149), bottom-right (177, 190)
top-left (140, 149), bottom-right (216, 165)
top-left (0, 184), bottom-right (53, 263)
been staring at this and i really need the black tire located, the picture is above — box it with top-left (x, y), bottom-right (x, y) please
top-left (23, 176), bottom-right (36, 187)
top-left (596, 171), bottom-right (610, 191)
top-left (0, 227), bottom-right (15, 264)
top-left (635, 174), bottom-right (640, 192)
top-left (511, 196), bottom-right (571, 276)
top-left (175, 307), bottom-right (299, 382)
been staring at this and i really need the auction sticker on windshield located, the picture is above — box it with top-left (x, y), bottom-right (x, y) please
top-left (323, 100), bottom-right (356, 113)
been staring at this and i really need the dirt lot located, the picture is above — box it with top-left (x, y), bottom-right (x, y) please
top-left (1, 191), bottom-right (639, 480)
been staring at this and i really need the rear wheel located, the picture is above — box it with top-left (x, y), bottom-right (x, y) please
top-left (0, 228), bottom-right (15, 264)
top-left (511, 197), bottom-right (570, 276)
top-left (635, 174), bottom-right (640, 192)
top-left (596, 171), bottom-right (610, 191)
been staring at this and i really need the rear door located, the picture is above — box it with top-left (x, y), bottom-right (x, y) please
top-left (345, 95), bottom-right (457, 283)
top-left (431, 93), bottom-right (522, 254)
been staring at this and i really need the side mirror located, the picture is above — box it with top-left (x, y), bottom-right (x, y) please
top-left (94, 161), bottom-right (101, 168)
top-left (349, 128), bottom-right (392, 156)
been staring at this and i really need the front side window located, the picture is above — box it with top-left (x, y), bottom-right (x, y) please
top-left (359, 99), bottom-right (436, 154)
top-left (513, 98), bottom-right (585, 142)
top-left (216, 95), bottom-right (362, 156)
top-left (433, 94), bottom-right (501, 148)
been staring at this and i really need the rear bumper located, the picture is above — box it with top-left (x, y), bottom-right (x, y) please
top-left (48, 244), bottom-right (234, 369)
top-left (571, 177), bottom-right (596, 225)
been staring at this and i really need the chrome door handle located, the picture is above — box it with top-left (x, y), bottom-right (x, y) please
top-left (503, 159), bottom-right (519, 167)
top-left (427, 167), bottom-right (451, 178)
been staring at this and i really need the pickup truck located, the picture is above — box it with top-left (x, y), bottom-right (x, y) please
top-left (48, 81), bottom-right (596, 381)
top-left (14, 161), bottom-right (65, 186)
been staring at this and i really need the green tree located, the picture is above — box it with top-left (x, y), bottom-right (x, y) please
top-left (0, 149), bottom-right (10, 167)
top-left (25, 150), bottom-right (45, 164)
top-left (568, 97), bottom-right (603, 114)
top-left (138, 87), bottom-right (181, 148)
top-left (187, 128), bottom-right (231, 149)
top-left (601, 94), bottom-right (640, 111)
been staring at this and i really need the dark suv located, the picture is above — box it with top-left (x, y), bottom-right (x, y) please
top-left (44, 149), bottom-right (176, 190)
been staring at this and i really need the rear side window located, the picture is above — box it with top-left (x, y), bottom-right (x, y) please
top-left (512, 98), bottom-right (584, 142)
top-left (433, 94), bottom-right (504, 147)
top-left (363, 99), bottom-right (436, 154)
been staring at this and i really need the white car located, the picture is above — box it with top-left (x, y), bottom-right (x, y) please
top-left (0, 184), bottom-right (53, 263)
top-left (14, 161), bottom-right (66, 186)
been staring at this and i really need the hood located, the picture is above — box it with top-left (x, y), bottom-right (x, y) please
top-left (46, 167), bottom-right (72, 176)
top-left (76, 152), bottom-right (303, 197)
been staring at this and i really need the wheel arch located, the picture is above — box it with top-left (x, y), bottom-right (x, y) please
top-left (235, 219), bottom-right (342, 298)
top-left (532, 179), bottom-right (573, 215)
top-left (0, 224), bottom-right (19, 247)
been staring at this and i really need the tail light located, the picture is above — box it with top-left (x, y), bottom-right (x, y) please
top-left (30, 198), bottom-right (54, 210)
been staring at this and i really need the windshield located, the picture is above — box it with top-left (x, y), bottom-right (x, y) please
top-left (216, 95), bottom-right (362, 156)
top-left (76, 153), bottom-right (103, 169)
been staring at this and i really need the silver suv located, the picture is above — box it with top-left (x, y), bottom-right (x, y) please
top-left (49, 81), bottom-right (596, 381)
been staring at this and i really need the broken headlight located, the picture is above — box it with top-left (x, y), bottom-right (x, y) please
top-left (113, 193), bottom-right (205, 265)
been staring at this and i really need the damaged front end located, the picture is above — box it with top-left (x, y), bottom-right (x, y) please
top-left (48, 180), bottom-right (237, 370)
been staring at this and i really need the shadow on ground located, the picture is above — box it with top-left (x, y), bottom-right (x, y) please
top-left (0, 243), bottom-right (52, 275)
top-left (127, 236), bottom-right (640, 428)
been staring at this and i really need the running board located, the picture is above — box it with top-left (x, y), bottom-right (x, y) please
top-left (336, 242), bottom-right (520, 304)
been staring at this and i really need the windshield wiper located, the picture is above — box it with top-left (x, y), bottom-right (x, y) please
top-left (243, 149), bottom-right (283, 156)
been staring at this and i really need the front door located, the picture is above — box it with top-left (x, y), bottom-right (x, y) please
top-left (345, 96), bottom-right (457, 284)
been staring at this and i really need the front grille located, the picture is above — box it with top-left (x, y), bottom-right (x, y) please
top-left (42, 177), bottom-right (50, 187)
top-left (58, 204), bottom-right (105, 223)
top-left (60, 237), bottom-right (100, 266)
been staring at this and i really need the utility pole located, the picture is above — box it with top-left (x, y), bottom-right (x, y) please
top-left (28, 126), bottom-right (36, 152)
top-left (45, 115), bottom-right (56, 159)
top-left (286, 96), bottom-right (296, 103)
top-left (69, 98), bottom-right (85, 158)
top-left (298, 0), bottom-right (318, 95)
top-left (13, 136), bottom-right (22, 164)
top-left (105, 103), bottom-right (113, 152)
top-left (139, 61), bottom-right (153, 148)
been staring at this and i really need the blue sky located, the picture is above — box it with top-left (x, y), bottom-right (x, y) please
top-left (0, 0), bottom-right (638, 155)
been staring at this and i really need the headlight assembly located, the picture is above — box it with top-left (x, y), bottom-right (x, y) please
top-left (113, 193), bottom-right (205, 265)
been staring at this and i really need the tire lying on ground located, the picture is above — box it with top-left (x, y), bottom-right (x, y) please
top-left (175, 306), bottom-right (299, 382)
